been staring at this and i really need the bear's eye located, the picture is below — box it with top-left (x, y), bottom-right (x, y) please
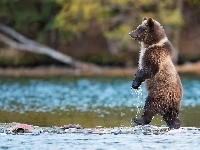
top-left (138, 26), bottom-right (145, 31)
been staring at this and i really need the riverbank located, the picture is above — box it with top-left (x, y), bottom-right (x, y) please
top-left (0, 62), bottom-right (200, 77)
top-left (1, 122), bottom-right (199, 135)
top-left (1, 123), bottom-right (200, 150)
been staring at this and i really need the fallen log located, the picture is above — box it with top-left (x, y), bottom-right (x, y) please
top-left (0, 24), bottom-right (102, 74)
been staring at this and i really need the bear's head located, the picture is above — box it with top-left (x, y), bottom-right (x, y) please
top-left (129, 18), bottom-right (166, 45)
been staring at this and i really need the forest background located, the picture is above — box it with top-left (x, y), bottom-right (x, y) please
top-left (0, 0), bottom-right (200, 74)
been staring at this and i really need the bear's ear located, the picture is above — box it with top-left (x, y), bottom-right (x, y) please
top-left (147, 18), bottom-right (154, 28)
top-left (143, 17), bottom-right (147, 21)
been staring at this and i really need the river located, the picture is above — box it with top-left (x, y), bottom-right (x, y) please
top-left (0, 75), bottom-right (200, 149)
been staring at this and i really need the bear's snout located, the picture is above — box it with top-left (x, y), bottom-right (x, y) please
top-left (129, 31), bottom-right (136, 39)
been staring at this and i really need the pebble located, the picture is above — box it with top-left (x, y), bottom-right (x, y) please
top-left (0, 122), bottom-right (200, 136)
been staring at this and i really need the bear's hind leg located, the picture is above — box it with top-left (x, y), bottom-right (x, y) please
top-left (162, 109), bottom-right (181, 129)
top-left (132, 100), bottom-right (156, 126)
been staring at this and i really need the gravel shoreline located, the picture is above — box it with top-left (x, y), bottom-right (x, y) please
top-left (0, 122), bottom-right (168, 135)
top-left (0, 62), bottom-right (200, 77)
top-left (1, 122), bottom-right (200, 136)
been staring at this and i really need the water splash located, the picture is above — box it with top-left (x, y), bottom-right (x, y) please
top-left (132, 86), bottom-right (143, 118)
top-left (120, 112), bottom-right (125, 116)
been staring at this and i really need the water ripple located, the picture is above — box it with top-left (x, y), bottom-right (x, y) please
top-left (0, 76), bottom-right (200, 112)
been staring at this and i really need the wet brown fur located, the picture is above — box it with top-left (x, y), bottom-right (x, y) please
top-left (129, 18), bottom-right (183, 129)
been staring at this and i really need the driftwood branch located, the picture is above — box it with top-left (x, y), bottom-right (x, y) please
top-left (0, 33), bottom-right (73, 65)
top-left (0, 24), bottom-right (102, 74)
top-left (0, 24), bottom-right (39, 46)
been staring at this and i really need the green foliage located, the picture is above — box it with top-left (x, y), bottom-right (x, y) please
top-left (186, 0), bottom-right (200, 6)
top-left (0, 0), bottom-right (187, 66)
top-left (0, 0), bottom-right (184, 45)
top-left (104, 24), bottom-right (132, 50)
top-left (106, 1), bottom-right (183, 50)
top-left (158, 1), bottom-right (183, 29)
top-left (55, 0), bottom-right (104, 42)
top-left (0, 0), bottom-right (60, 42)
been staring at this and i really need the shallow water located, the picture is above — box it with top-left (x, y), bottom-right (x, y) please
top-left (0, 76), bottom-right (200, 127)
top-left (0, 127), bottom-right (200, 150)
top-left (0, 75), bottom-right (200, 149)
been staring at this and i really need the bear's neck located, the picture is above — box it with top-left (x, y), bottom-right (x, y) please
top-left (143, 36), bottom-right (168, 49)
top-left (139, 37), bottom-right (168, 69)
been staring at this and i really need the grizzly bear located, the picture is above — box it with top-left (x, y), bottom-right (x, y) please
top-left (129, 18), bottom-right (183, 129)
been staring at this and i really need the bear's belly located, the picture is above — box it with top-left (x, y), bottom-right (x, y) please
top-left (144, 71), bottom-right (182, 94)
top-left (144, 75), bottom-right (183, 102)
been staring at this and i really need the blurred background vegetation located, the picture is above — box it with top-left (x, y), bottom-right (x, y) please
top-left (0, 0), bottom-right (200, 67)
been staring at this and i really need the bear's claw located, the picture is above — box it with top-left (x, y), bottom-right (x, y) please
top-left (131, 80), bottom-right (140, 89)
top-left (131, 117), bottom-right (143, 125)
top-left (167, 119), bottom-right (181, 129)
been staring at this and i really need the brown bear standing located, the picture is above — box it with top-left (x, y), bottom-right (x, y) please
top-left (129, 18), bottom-right (183, 129)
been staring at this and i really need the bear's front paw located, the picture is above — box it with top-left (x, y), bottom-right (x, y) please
top-left (131, 80), bottom-right (140, 89)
